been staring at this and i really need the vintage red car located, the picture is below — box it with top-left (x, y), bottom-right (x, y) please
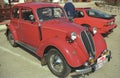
top-left (6, 3), bottom-right (111, 77)
top-left (74, 8), bottom-right (117, 34)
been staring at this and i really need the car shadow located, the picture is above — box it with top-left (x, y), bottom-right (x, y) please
top-left (70, 73), bottom-right (91, 78)
top-left (68, 70), bottom-right (94, 78)
top-left (71, 74), bottom-right (84, 78)
top-left (18, 45), bottom-right (42, 63)
top-left (102, 29), bottom-right (114, 37)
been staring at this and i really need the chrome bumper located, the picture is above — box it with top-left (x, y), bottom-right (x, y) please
top-left (75, 50), bottom-right (111, 74)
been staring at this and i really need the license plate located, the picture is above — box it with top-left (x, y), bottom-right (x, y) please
top-left (96, 55), bottom-right (107, 70)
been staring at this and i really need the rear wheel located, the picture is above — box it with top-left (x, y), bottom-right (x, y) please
top-left (8, 31), bottom-right (17, 47)
top-left (46, 48), bottom-right (71, 77)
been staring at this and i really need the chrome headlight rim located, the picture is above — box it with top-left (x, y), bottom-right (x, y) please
top-left (70, 32), bottom-right (77, 41)
top-left (66, 32), bottom-right (77, 43)
top-left (92, 27), bottom-right (97, 34)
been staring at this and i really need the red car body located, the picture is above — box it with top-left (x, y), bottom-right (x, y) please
top-left (6, 3), bottom-right (111, 77)
top-left (74, 8), bottom-right (117, 34)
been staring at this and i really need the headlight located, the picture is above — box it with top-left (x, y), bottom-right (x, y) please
top-left (92, 27), bottom-right (97, 34)
top-left (71, 32), bottom-right (77, 41)
top-left (66, 32), bottom-right (77, 43)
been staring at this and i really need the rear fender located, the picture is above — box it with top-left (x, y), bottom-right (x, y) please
top-left (36, 38), bottom-right (82, 67)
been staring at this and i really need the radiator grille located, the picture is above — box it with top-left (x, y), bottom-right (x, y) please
top-left (81, 30), bottom-right (95, 57)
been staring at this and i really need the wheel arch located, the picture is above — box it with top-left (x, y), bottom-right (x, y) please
top-left (5, 29), bottom-right (9, 39)
top-left (44, 45), bottom-right (58, 55)
top-left (37, 38), bottom-right (82, 67)
top-left (81, 24), bottom-right (90, 28)
top-left (6, 25), bottom-right (18, 41)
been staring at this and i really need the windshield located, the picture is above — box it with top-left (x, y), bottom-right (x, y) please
top-left (37, 7), bottom-right (66, 21)
top-left (86, 9), bottom-right (112, 19)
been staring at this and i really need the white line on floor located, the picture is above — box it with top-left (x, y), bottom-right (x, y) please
top-left (0, 46), bottom-right (48, 71)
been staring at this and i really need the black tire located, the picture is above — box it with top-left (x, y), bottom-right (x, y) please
top-left (8, 31), bottom-right (17, 47)
top-left (46, 48), bottom-right (71, 78)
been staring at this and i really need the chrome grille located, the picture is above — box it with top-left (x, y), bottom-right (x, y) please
top-left (81, 30), bottom-right (95, 57)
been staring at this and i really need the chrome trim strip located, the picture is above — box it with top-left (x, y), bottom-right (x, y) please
top-left (84, 31), bottom-right (94, 55)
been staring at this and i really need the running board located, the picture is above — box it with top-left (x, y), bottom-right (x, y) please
top-left (16, 41), bottom-right (37, 53)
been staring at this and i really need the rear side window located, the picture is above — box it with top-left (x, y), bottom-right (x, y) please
top-left (12, 8), bottom-right (19, 18)
top-left (21, 9), bottom-right (35, 22)
top-left (86, 9), bottom-right (112, 19)
top-left (75, 10), bottom-right (84, 18)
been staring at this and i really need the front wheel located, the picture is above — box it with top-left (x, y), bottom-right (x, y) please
top-left (46, 48), bottom-right (71, 77)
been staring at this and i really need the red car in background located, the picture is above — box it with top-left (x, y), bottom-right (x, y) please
top-left (74, 8), bottom-right (117, 35)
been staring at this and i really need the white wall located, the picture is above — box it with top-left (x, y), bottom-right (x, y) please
top-left (4, 0), bottom-right (25, 4)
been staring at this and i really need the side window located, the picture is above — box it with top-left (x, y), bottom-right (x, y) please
top-left (75, 10), bottom-right (84, 18)
top-left (54, 8), bottom-right (64, 18)
top-left (37, 8), bottom-right (52, 21)
top-left (21, 9), bottom-right (35, 22)
top-left (87, 10), bottom-right (95, 16)
top-left (12, 8), bottom-right (19, 18)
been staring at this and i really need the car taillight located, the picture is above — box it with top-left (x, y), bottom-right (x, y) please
top-left (104, 22), bottom-right (110, 26)
top-left (104, 21), bottom-right (114, 26)
top-left (110, 21), bottom-right (114, 25)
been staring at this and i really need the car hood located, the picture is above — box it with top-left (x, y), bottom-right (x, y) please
top-left (41, 19), bottom-right (86, 33)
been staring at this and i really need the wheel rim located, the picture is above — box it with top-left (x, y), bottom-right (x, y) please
top-left (50, 54), bottom-right (64, 73)
top-left (9, 33), bottom-right (15, 45)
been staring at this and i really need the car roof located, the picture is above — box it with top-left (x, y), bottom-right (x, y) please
top-left (13, 2), bottom-right (61, 9)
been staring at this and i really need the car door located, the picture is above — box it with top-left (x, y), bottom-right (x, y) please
top-left (19, 8), bottom-right (40, 48)
top-left (11, 7), bottom-right (22, 40)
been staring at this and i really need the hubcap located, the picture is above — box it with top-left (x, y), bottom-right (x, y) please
top-left (9, 33), bottom-right (14, 45)
top-left (50, 54), bottom-right (64, 73)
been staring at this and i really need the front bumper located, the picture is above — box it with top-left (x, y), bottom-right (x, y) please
top-left (75, 50), bottom-right (111, 74)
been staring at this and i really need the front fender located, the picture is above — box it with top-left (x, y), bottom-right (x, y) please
top-left (36, 37), bottom-right (82, 67)
top-left (93, 33), bottom-right (107, 58)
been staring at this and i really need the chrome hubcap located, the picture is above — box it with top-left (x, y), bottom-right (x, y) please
top-left (9, 33), bottom-right (14, 45)
top-left (50, 54), bottom-right (64, 73)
